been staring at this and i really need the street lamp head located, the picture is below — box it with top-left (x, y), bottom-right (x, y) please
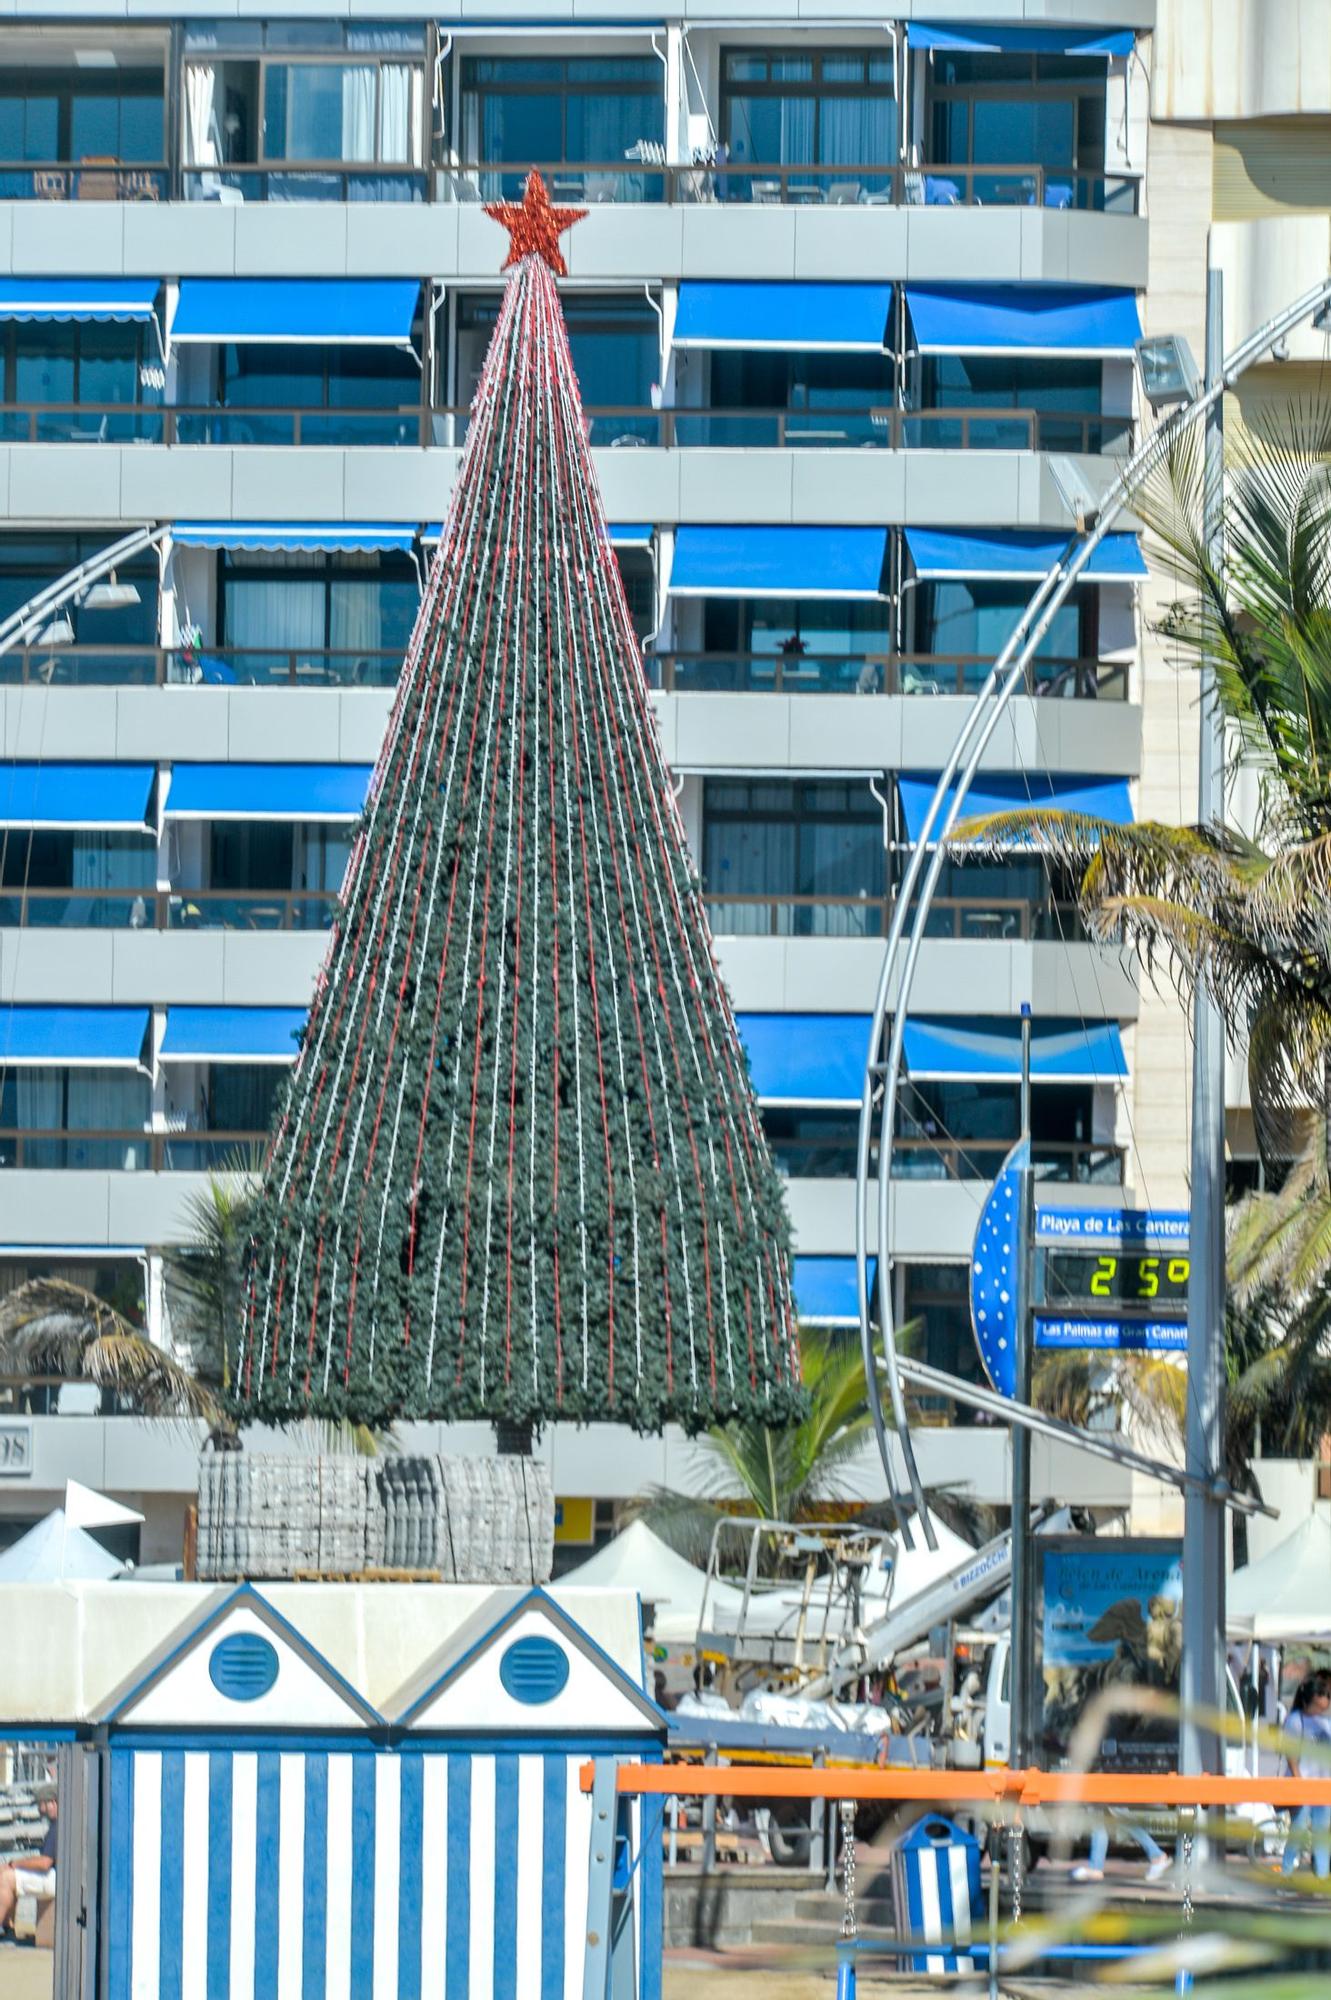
top-left (1135, 333), bottom-right (1201, 410)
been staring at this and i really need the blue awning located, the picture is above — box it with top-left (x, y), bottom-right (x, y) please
top-left (172, 523), bottom-right (417, 554)
top-left (902, 1018), bottom-right (1128, 1084)
top-left (910, 25), bottom-right (1133, 57)
top-left (737, 1014), bottom-right (869, 1107)
top-left (792, 1255), bottom-right (877, 1327)
top-left (0, 763), bottom-right (154, 828)
top-left (0, 279), bottom-right (160, 324)
top-left (904, 527), bottom-right (1147, 582)
top-left (903, 284), bottom-right (1141, 357)
top-left (898, 772), bottom-right (1133, 844)
top-left (0, 1006), bottom-right (149, 1068)
top-left (673, 282), bottom-right (893, 353)
top-left (170, 279), bottom-right (420, 347)
top-left (165, 764), bottom-right (372, 821)
top-left (160, 1007), bottom-right (306, 1064)
top-left (670, 526), bottom-right (889, 599)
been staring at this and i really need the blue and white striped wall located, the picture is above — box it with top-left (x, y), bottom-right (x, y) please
top-left (108, 1741), bottom-right (660, 2000)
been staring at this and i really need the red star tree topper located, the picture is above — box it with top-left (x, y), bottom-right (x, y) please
top-left (234, 162), bottom-right (801, 1434)
top-left (485, 170), bottom-right (587, 277)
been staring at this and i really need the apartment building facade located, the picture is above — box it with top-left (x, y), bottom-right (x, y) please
top-left (0, 0), bottom-right (1169, 1559)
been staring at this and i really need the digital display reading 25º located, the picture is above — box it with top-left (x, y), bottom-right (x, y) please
top-left (1043, 1250), bottom-right (1191, 1315)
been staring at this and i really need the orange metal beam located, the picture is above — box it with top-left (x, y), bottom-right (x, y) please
top-left (581, 1763), bottom-right (1331, 1808)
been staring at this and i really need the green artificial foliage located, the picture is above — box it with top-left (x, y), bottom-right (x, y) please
top-left (233, 244), bottom-right (803, 1434)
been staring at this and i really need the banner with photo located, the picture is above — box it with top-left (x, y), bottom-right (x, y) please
top-left (1038, 1538), bottom-right (1182, 1771)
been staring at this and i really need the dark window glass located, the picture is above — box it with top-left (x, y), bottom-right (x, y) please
top-left (0, 534), bottom-right (156, 645)
top-left (461, 54), bottom-right (663, 167)
top-left (208, 1063), bottom-right (284, 1132)
top-left (15, 327), bottom-right (75, 405)
top-left (701, 776), bottom-right (883, 902)
top-left (71, 323), bottom-right (140, 405)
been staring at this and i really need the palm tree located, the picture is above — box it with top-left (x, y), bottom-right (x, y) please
top-left (162, 1154), bottom-right (263, 1391)
top-left (0, 1277), bottom-right (223, 1425)
top-left (967, 406), bottom-right (1331, 1472)
top-left (632, 1329), bottom-right (877, 1561)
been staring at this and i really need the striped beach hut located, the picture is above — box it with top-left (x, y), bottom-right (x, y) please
top-left (7, 1577), bottom-right (664, 1999)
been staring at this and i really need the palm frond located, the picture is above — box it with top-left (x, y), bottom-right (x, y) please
top-left (0, 1278), bottom-right (224, 1425)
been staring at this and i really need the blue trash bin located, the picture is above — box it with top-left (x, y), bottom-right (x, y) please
top-left (890, 1814), bottom-right (984, 1973)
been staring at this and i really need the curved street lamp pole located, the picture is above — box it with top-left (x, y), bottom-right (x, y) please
top-left (858, 271), bottom-right (1331, 1570)
top-left (0, 523), bottom-right (167, 660)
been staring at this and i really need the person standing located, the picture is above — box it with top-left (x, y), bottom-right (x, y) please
top-left (1282, 1671), bottom-right (1331, 1879)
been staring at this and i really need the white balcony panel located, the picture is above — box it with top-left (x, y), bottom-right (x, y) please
top-left (655, 692), bottom-right (1141, 776)
top-left (0, 444), bottom-right (1129, 529)
top-left (0, 930), bottom-right (326, 1006)
top-left (0, 201), bottom-right (1148, 290)
top-left (713, 937), bottom-right (1138, 1018)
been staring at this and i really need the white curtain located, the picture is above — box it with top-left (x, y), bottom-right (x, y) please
top-left (226, 580), bottom-right (325, 654)
top-left (16, 1068), bottom-right (61, 1133)
top-left (185, 65), bottom-right (219, 167)
top-left (329, 579), bottom-right (382, 655)
top-left (340, 67), bottom-right (377, 163)
top-left (378, 65), bottom-right (423, 164)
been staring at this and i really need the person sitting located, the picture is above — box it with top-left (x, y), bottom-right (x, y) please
top-left (0, 1787), bottom-right (57, 1936)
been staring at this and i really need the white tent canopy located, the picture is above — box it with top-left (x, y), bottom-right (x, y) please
top-left (64, 1478), bottom-right (144, 1531)
top-left (0, 1509), bottom-right (124, 1583)
top-left (1228, 1507), bottom-right (1331, 1641)
top-left (560, 1520), bottom-right (748, 1643)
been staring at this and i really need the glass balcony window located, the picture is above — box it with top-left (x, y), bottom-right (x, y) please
top-left (168, 819), bottom-right (349, 932)
top-left (0, 46), bottom-right (167, 200)
top-left (912, 579), bottom-right (1093, 695)
top-left (701, 777), bottom-right (886, 936)
top-left (0, 534), bottom-right (159, 651)
top-left (0, 322), bottom-right (162, 444)
top-left (694, 348), bottom-right (894, 449)
top-left (172, 341), bottom-right (423, 448)
top-left (0, 1065), bottom-right (150, 1170)
top-left (912, 354), bottom-right (1129, 455)
top-left (0, 831), bottom-right (155, 929)
top-left (925, 52), bottom-right (1111, 212)
top-left (457, 55), bottom-right (665, 202)
top-left (183, 33), bottom-right (427, 203)
top-left (719, 47), bottom-right (896, 202)
top-left (217, 548), bottom-right (419, 683)
top-left (454, 293), bottom-right (660, 441)
top-left (162, 1061), bottom-right (283, 1167)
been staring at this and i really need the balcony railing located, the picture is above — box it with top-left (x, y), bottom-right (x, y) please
top-left (0, 887), bottom-right (344, 931)
top-left (703, 893), bottom-right (1093, 941)
top-left (0, 1129), bottom-right (153, 1170)
top-left (168, 890), bottom-right (339, 931)
top-left (704, 892), bottom-right (888, 938)
top-left (654, 652), bottom-right (1127, 699)
top-left (182, 165), bottom-right (427, 203)
top-left (894, 1138), bottom-right (1125, 1183)
top-left (0, 647), bottom-right (403, 689)
top-left (0, 161), bottom-right (167, 202)
top-left (0, 149), bottom-right (1142, 214)
top-left (775, 1135), bottom-right (1124, 1181)
top-left (0, 1129), bottom-right (271, 1170)
top-left (437, 159), bottom-right (1141, 213)
top-left (0, 401), bottom-right (1133, 456)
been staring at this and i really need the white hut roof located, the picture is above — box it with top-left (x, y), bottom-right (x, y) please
top-left (0, 1510), bottom-right (123, 1584)
top-left (0, 1580), bottom-right (649, 1724)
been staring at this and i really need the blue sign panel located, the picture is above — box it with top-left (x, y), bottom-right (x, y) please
top-left (1036, 1206), bottom-right (1189, 1245)
top-left (1034, 1314), bottom-right (1188, 1352)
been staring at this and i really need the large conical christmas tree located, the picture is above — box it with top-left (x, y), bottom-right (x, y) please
top-left (234, 176), bottom-right (802, 1433)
